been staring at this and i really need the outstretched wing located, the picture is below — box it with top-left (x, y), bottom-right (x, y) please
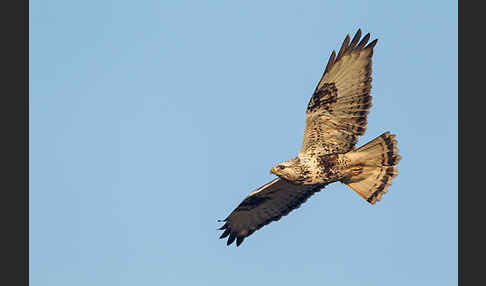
top-left (300, 29), bottom-right (377, 156)
top-left (218, 178), bottom-right (323, 247)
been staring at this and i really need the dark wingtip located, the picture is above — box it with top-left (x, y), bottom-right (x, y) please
top-left (227, 233), bottom-right (236, 246)
top-left (218, 223), bottom-right (228, 230)
top-left (236, 236), bottom-right (245, 247)
top-left (365, 39), bottom-right (378, 49)
top-left (357, 33), bottom-right (371, 49)
top-left (324, 50), bottom-right (336, 74)
top-left (219, 229), bottom-right (230, 239)
top-left (349, 29), bottom-right (362, 51)
top-left (336, 34), bottom-right (351, 61)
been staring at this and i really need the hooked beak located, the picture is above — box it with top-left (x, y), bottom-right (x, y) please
top-left (270, 167), bottom-right (277, 175)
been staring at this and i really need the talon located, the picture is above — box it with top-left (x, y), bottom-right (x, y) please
top-left (351, 166), bottom-right (362, 175)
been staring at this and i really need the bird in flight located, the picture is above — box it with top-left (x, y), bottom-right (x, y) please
top-left (218, 29), bottom-right (401, 247)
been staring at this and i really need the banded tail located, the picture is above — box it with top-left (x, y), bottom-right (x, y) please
top-left (342, 132), bottom-right (401, 204)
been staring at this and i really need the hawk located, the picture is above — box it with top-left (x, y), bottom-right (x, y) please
top-left (218, 29), bottom-right (401, 247)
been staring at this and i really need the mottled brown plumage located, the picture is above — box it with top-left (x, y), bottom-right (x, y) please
top-left (218, 29), bottom-right (401, 247)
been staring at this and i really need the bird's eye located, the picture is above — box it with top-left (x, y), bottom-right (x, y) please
top-left (278, 165), bottom-right (286, 170)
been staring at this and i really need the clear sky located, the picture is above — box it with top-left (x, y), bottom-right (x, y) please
top-left (30, 1), bottom-right (457, 285)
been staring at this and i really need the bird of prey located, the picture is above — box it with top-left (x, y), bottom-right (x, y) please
top-left (218, 29), bottom-right (401, 247)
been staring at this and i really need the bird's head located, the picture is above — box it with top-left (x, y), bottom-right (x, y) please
top-left (270, 159), bottom-right (301, 181)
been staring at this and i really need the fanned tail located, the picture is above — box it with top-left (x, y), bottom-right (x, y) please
top-left (342, 132), bottom-right (401, 204)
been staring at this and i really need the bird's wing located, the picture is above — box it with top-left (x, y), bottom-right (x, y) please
top-left (300, 29), bottom-right (377, 156)
top-left (218, 178), bottom-right (323, 246)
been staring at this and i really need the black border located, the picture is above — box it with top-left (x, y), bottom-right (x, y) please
top-left (458, 1), bottom-right (461, 283)
top-left (2, 0), bottom-right (28, 284)
top-left (459, 1), bottom-right (482, 285)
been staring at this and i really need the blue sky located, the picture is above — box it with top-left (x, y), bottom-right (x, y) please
top-left (30, 1), bottom-right (457, 285)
